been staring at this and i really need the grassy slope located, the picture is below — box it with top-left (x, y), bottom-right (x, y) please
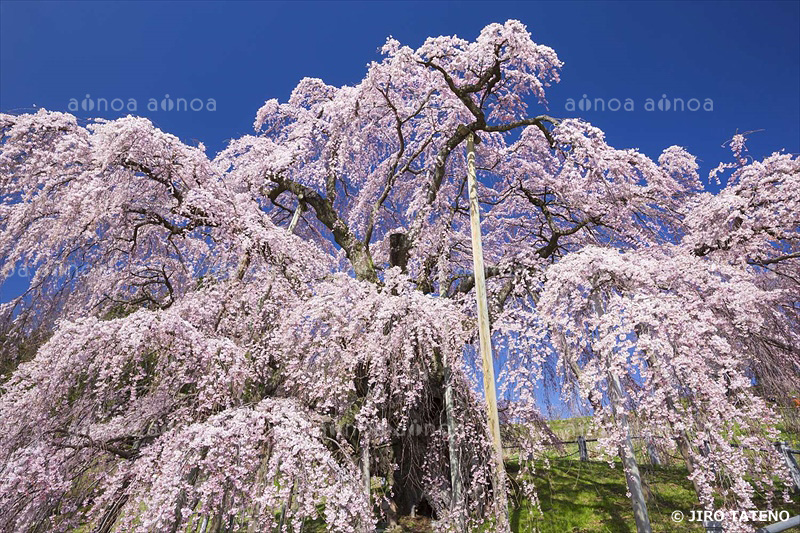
top-left (502, 414), bottom-right (799, 533)
top-left (396, 410), bottom-right (800, 532)
top-left (385, 456), bottom-right (714, 532)
top-left (71, 414), bottom-right (800, 532)
top-left (508, 458), bottom-right (705, 532)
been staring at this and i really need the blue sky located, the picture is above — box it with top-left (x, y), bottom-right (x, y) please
top-left (2, 1), bottom-right (798, 160)
top-left (1, 0), bottom-right (799, 302)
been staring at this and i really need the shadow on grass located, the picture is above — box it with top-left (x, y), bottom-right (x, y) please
top-left (508, 458), bottom-right (706, 532)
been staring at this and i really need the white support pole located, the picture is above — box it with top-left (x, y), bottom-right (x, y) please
top-left (647, 440), bottom-right (662, 466)
top-left (287, 201), bottom-right (303, 234)
top-left (608, 371), bottom-right (653, 533)
top-left (465, 133), bottom-right (509, 531)
top-left (236, 201), bottom-right (303, 282)
top-left (443, 368), bottom-right (464, 517)
top-left (590, 291), bottom-right (652, 533)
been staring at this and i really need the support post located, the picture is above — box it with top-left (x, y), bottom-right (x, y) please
top-left (777, 442), bottom-right (800, 491)
top-left (465, 132), bottom-right (509, 531)
top-left (439, 253), bottom-right (465, 526)
top-left (444, 367), bottom-right (464, 518)
top-left (608, 370), bottom-right (652, 533)
top-left (590, 290), bottom-right (652, 533)
top-left (288, 201), bottom-right (303, 233)
top-left (361, 438), bottom-right (371, 504)
top-left (277, 482), bottom-right (296, 532)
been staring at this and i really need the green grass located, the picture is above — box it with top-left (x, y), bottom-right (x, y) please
top-left (545, 416), bottom-right (594, 441)
top-left (383, 451), bottom-right (797, 532)
top-left (507, 458), bottom-right (706, 532)
top-left (66, 455), bottom-right (797, 532)
top-left (65, 412), bottom-right (800, 532)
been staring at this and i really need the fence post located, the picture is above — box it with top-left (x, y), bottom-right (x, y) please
top-left (577, 436), bottom-right (589, 462)
top-left (647, 440), bottom-right (661, 466)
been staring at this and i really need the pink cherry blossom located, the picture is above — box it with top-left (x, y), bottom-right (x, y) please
top-left (1, 21), bottom-right (797, 533)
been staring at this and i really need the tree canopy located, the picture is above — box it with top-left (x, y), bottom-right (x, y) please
top-left (1, 20), bottom-right (798, 532)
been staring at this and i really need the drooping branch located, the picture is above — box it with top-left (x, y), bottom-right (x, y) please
top-left (268, 174), bottom-right (377, 282)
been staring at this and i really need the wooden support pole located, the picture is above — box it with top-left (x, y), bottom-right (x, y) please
top-left (277, 482), bottom-right (296, 532)
top-left (236, 201), bottom-right (303, 282)
top-left (362, 438), bottom-right (371, 504)
top-left (465, 133), bottom-right (510, 531)
top-left (438, 252), bottom-right (465, 525)
top-left (643, 352), bottom-right (703, 496)
top-left (647, 440), bottom-right (662, 466)
top-left (608, 370), bottom-right (652, 533)
top-left (590, 291), bottom-right (651, 533)
top-left (443, 367), bottom-right (464, 515)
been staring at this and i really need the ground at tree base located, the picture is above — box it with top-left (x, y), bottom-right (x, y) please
top-left (340, 454), bottom-right (797, 532)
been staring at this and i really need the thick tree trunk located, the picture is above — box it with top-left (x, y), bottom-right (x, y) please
top-left (348, 241), bottom-right (378, 283)
top-left (389, 439), bottom-right (427, 516)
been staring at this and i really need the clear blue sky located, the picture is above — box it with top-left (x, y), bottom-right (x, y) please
top-left (1, 0), bottom-right (799, 301)
top-left (2, 1), bottom-right (798, 161)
